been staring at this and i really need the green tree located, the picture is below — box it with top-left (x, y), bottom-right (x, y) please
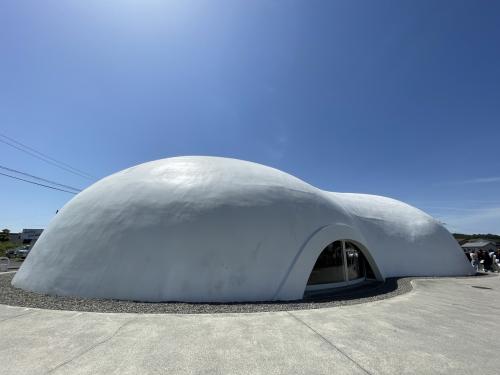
top-left (0, 228), bottom-right (10, 242)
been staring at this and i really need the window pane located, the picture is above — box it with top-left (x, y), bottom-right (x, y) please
top-left (307, 241), bottom-right (345, 285)
top-left (345, 241), bottom-right (364, 280)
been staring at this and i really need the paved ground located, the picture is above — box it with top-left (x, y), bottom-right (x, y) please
top-left (8, 260), bottom-right (23, 270)
top-left (0, 274), bottom-right (499, 375)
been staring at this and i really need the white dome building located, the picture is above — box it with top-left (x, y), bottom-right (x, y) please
top-left (13, 156), bottom-right (473, 302)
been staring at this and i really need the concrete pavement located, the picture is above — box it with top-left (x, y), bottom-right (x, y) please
top-left (1, 275), bottom-right (499, 374)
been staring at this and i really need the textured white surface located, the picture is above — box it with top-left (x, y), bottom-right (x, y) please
top-left (12, 156), bottom-right (473, 302)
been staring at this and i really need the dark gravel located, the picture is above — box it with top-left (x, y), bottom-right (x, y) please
top-left (0, 272), bottom-right (417, 314)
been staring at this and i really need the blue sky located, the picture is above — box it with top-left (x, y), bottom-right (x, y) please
top-left (1, 0), bottom-right (499, 234)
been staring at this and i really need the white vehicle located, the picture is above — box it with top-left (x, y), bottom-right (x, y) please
top-left (15, 246), bottom-right (31, 259)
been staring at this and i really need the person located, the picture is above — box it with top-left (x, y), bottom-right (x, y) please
top-left (470, 251), bottom-right (479, 272)
top-left (483, 250), bottom-right (493, 272)
top-left (477, 251), bottom-right (486, 272)
top-left (490, 252), bottom-right (500, 273)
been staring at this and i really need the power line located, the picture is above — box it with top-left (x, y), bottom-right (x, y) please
top-left (0, 136), bottom-right (94, 180)
top-left (0, 165), bottom-right (82, 192)
top-left (0, 133), bottom-right (95, 179)
top-left (0, 171), bottom-right (78, 195)
top-left (0, 133), bottom-right (96, 180)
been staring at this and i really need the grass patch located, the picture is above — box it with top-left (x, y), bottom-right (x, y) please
top-left (0, 241), bottom-right (18, 258)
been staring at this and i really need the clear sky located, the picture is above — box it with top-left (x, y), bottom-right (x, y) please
top-left (1, 0), bottom-right (499, 234)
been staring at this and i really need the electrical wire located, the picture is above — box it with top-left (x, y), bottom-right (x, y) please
top-left (0, 171), bottom-right (78, 195)
top-left (0, 136), bottom-right (93, 180)
top-left (0, 165), bottom-right (82, 192)
top-left (0, 132), bottom-right (95, 178)
top-left (0, 133), bottom-right (96, 180)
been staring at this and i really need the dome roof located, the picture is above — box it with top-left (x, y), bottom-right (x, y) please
top-left (13, 156), bottom-right (472, 302)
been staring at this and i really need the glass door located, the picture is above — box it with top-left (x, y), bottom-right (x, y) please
top-left (344, 241), bottom-right (365, 281)
top-left (306, 240), bottom-right (374, 292)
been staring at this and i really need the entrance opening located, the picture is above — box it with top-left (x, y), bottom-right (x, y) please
top-left (306, 240), bottom-right (375, 291)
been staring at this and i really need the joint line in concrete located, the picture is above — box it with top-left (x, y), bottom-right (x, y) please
top-left (0, 309), bottom-right (35, 323)
top-left (45, 317), bottom-right (138, 374)
top-left (287, 311), bottom-right (372, 375)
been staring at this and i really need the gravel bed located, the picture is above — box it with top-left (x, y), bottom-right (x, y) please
top-left (0, 272), bottom-right (417, 314)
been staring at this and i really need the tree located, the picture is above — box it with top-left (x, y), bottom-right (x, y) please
top-left (0, 229), bottom-right (10, 242)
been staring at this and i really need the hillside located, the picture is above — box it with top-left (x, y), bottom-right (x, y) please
top-left (453, 233), bottom-right (500, 243)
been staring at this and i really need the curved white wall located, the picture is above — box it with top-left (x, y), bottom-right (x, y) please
top-left (12, 156), bottom-right (473, 302)
top-left (330, 193), bottom-right (471, 278)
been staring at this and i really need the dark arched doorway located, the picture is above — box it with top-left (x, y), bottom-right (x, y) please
top-left (306, 240), bottom-right (376, 291)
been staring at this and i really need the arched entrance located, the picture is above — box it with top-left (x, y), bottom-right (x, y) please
top-left (306, 240), bottom-right (376, 291)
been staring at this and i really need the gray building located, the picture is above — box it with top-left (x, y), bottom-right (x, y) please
top-left (20, 229), bottom-right (43, 245)
top-left (461, 239), bottom-right (497, 253)
top-left (8, 232), bottom-right (21, 244)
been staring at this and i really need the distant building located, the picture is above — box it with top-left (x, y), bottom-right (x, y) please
top-left (461, 239), bottom-right (496, 253)
top-left (8, 232), bottom-right (22, 244)
top-left (20, 229), bottom-right (43, 245)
